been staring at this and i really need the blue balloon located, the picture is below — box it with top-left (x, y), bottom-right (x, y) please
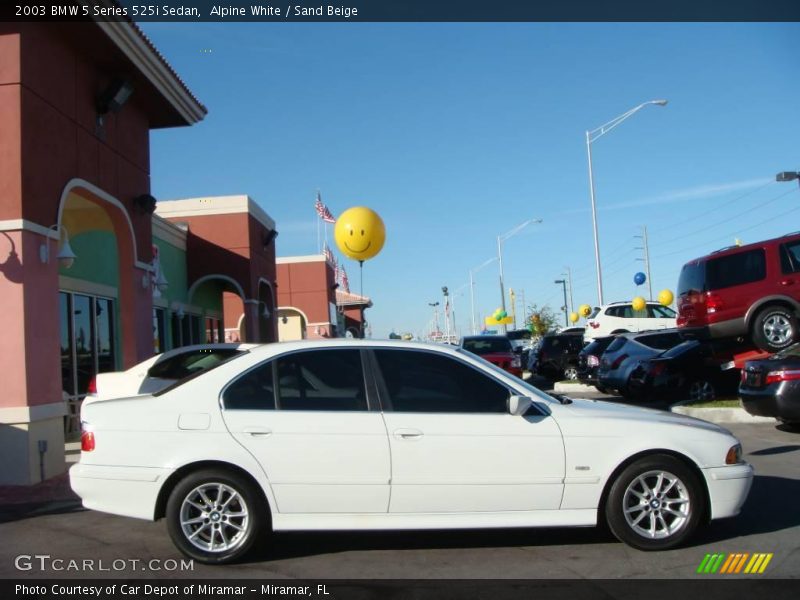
top-left (634, 272), bottom-right (646, 286)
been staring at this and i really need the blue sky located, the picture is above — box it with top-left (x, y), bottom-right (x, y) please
top-left (141, 23), bottom-right (800, 338)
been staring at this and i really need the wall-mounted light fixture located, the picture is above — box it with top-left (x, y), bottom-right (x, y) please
top-left (150, 245), bottom-right (169, 297)
top-left (96, 79), bottom-right (133, 126)
top-left (262, 229), bottom-right (278, 248)
top-left (132, 193), bottom-right (157, 215)
top-left (39, 225), bottom-right (77, 269)
top-left (259, 302), bottom-right (271, 318)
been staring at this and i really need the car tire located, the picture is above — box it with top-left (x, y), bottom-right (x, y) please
top-left (687, 379), bottom-right (716, 403)
top-left (595, 384), bottom-right (609, 394)
top-left (605, 455), bottom-right (703, 551)
top-left (752, 305), bottom-right (797, 353)
top-left (166, 468), bottom-right (266, 564)
top-left (563, 366), bottom-right (579, 381)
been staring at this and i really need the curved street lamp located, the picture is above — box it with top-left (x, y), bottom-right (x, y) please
top-left (586, 99), bottom-right (668, 305)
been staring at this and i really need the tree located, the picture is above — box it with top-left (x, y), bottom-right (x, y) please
top-left (525, 304), bottom-right (559, 337)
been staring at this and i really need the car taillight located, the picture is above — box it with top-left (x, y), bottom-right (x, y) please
top-left (765, 369), bottom-right (800, 385)
top-left (511, 356), bottom-right (521, 368)
top-left (587, 355), bottom-right (599, 367)
top-left (81, 430), bottom-right (95, 452)
top-left (610, 353), bottom-right (629, 370)
top-left (86, 376), bottom-right (97, 395)
top-left (740, 369), bottom-right (747, 384)
top-left (705, 292), bottom-right (724, 314)
top-left (589, 321), bottom-right (600, 329)
top-left (650, 362), bottom-right (667, 376)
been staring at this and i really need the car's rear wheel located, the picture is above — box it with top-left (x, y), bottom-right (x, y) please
top-left (166, 468), bottom-right (266, 564)
top-left (752, 305), bottom-right (797, 353)
top-left (687, 379), bottom-right (716, 403)
top-left (605, 455), bottom-right (703, 550)
top-left (563, 366), bottom-right (579, 380)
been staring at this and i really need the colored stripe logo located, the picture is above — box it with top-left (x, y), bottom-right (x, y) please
top-left (696, 553), bottom-right (773, 574)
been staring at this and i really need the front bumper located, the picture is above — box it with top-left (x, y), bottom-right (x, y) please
top-left (69, 462), bottom-right (173, 521)
top-left (704, 463), bottom-right (754, 520)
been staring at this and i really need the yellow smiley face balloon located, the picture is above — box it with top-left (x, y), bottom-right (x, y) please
top-left (334, 206), bottom-right (386, 261)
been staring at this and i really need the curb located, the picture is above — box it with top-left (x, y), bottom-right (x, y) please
top-left (670, 405), bottom-right (777, 424)
top-left (553, 381), bottom-right (598, 394)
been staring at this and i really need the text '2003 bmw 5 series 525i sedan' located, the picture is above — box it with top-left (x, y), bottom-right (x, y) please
top-left (70, 340), bottom-right (753, 564)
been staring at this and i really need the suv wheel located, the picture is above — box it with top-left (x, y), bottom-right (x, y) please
top-left (752, 305), bottom-right (797, 352)
top-left (605, 455), bottom-right (703, 550)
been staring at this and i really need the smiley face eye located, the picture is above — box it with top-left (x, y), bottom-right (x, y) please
top-left (361, 230), bottom-right (365, 235)
top-left (349, 230), bottom-right (353, 236)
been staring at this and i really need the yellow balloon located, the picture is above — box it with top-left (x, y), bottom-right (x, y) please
top-left (334, 206), bottom-right (386, 261)
top-left (632, 296), bottom-right (646, 312)
top-left (569, 312), bottom-right (579, 324)
top-left (658, 289), bottom-right (674, 306)
top-left (578, 303), bottom-right (591, 317)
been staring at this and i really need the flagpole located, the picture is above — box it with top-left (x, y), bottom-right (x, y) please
top-left (317, 216), bottom-right (321, 254)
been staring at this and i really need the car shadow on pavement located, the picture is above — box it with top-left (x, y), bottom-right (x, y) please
top-left (249, 526), bottom-right (614, 563)
top-left (693, 474), bottom-right (800, 544)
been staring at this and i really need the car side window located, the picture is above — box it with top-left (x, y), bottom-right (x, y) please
top-left (780, 241), bottom-right (800, 274)
top-left (276, 349), bottom-right (367, 411)
top-left (223, 362), bottom-right (275, 410)
top-left (648, 305), bottom-right (677, 318)
top-left (373, 350), bottom-right (509, 413)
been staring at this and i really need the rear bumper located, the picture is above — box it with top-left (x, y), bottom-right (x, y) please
top-left (703, 463), bottom-right (754, 520)
top-left (740, 384), bottom-right (800, 420)
top-left (69, 462), bottom-right (172, 521)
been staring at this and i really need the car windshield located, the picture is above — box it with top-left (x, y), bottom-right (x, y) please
top-left (659, 340), bottom-right (701, 359)
top-left (462, 338), bottom-right (512, 354)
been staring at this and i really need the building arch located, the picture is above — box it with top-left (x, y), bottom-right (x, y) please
top-left (187, 273), bottom-right (247, 304)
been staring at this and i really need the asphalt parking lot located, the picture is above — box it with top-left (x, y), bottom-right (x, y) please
top-left (1, 417), bottom-right (799, 580)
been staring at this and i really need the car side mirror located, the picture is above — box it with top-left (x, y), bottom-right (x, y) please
top-left (507, 395), bottom-right (533, 416)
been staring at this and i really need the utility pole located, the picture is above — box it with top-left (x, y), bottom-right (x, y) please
top-left (428, 302), bottom-right (440, 340)
top-left (519, 289), bottom-right (527, 328)
top-left (554, 279), bottom-right (569, 327)
top-left (635, 225), bottom-right (653, 300)
top-left (562, 268), bottom-right (574, 315)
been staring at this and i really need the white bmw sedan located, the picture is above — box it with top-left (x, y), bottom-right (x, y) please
top-left (70, 340), bottom-right (753, 564)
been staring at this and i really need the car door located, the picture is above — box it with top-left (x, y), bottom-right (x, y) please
top-left (220, 348), bottom-right (390, 514)
top-left (371, 348), bottom-right (565, 514)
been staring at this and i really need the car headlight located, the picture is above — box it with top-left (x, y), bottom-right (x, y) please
top-left (511, 357), bottom-right (521, 368)
top-left (725, 443), bottom-right (743, 465)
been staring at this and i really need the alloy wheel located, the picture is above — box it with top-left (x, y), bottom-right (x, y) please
top-left (688, 380), bottom-right (715, 402)
top-left (763, 314), bottom-right (793, 346)
top-left (622, 470), bottom-right (691, 540)
top-left (179, 483), bottom-right (250, 553)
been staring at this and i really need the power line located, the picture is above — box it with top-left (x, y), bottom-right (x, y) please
top-left (653, 187), bottom-right (795, 249)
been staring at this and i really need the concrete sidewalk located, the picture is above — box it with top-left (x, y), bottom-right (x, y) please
top-left (0, 442), bottom-right (81, 522)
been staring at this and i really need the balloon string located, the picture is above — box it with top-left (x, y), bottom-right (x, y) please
top-left (359, 260), bottom-right (364, 337)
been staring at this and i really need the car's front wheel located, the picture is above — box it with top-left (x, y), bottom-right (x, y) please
top-left (166, 468), bottom-right (266, 564)
top-left (687, 379), bottom-right (716, 402)
top-left (605, 455), bottom-right (703, 550)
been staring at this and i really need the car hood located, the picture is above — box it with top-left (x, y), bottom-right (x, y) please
top-left (548, 396), bottom-right (730, 435)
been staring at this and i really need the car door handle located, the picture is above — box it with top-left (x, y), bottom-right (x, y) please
top-left (781, 279), bottom-right (795, 286)
top-left (393, 428), bottom-right (423, 440)
top-left (243, 427), bottom-right (272, 437)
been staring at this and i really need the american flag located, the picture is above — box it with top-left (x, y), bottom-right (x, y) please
top-left (341, 265), bottom-right (350, 292)
top-left (314, 192), bottom-right (336, 223)
top-left (323, 243), bottom-right (335, 265)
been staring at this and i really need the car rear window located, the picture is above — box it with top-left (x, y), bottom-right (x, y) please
top-left (582, 336), bottom-right (615, 356)
top-left (506, 329), bottom-right (532, 341)
top-left (148, 348), bottom-right (244, 380)
top-left (587, 307), bottom-right (601, 319)
top-left (605, 337), bottom-right (628, 353)
top-left (660, 340), bottom-right (703, 359)
top-left (462, 338), bottom-right (512, 354)
top-left (678, 261), bottom-right (705, 295)
top-left (636, 332), bottom-right (682, 350)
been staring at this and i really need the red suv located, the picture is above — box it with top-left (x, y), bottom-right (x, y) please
top-left (677, 232), bottom-right (800, 352)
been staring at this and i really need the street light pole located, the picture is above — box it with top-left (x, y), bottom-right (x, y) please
top-left (555, 279), bottom-right (569, 327)
top-left (498, 218), bottom-right (543, 334)
top-left (469, 257), bottom-right (498, 335)
top-left (635, 225), bottom-right (653, 300)
top-left (586, 99), bottom-right (668, 306)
